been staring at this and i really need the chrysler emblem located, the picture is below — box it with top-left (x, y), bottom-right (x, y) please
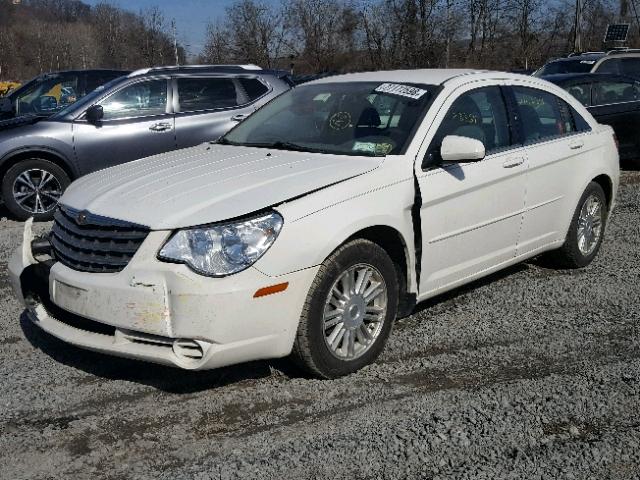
top-left (76, 211), bottom-right (89, 225)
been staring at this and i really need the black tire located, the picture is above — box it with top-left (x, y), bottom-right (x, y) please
top-left (2, 159), bottom-right (70, 221)
top-left (291, 238), bottom-right (399, 379)
top-left (547, 182), bottom-right (607, 269)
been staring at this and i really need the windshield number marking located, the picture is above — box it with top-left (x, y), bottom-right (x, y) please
top-left (374, 83), bottom-right (427, 99)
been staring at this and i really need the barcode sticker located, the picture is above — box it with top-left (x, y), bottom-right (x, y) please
top-left (374, 83), bottom-right (428, 99)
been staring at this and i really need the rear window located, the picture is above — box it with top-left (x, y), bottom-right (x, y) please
top-left (536, 59), bottom-right (596, 76)
top-left (239, 78), bottom-right (269, 101)
top-left (177, 78), bottom-right (239, 112)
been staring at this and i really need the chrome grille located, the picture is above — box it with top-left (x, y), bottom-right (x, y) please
top-left (51, 206), bottom-right (149, 273)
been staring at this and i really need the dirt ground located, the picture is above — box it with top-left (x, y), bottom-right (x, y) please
top-left (1, 171), bottom-right (639, 480)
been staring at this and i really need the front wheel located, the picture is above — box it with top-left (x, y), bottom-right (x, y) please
top-left (548, 182), bottom-right (607, 269)
top-left (2, 159), bottom-right (70, 221)
top-left (291, 239), bottom-right (399, 379)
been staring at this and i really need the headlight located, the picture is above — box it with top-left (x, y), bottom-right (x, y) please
top-left (158, 211), bottom-right (283, 276)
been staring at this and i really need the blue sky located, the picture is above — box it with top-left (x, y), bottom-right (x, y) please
top-left (82, 0), bottom-right (281, 56)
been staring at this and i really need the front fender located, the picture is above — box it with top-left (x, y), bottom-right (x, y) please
top-left (255, 176), bottom-right (417, 293)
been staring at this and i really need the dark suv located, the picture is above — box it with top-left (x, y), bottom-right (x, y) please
top-left (0, 65), bottom-right (292, 220)
top-left (543, 72), bottom-right (640, 165)
top-left (0, 69), bottom-right (128, 120)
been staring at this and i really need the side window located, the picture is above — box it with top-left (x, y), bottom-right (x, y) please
top-left (566, 83), bottom-right (591, 106)
top-left (177, 77), bottom-right (239, 112)
top-left (620, 58), bottom-right (640, 76)
top-left (570, 106), bottom-right (591, 132)
top-left (428, 86), bottom-right (511, 164)
top-left (99, 80), bottom-right (167, 120)
top-left (238, 78), bottom-right (269, 101)
top-left (513, 87), bottom-right (571, 143)
top-left (592, 80), bottom-right (640, 105)
top-left (598, 58), bottom-right (640, 77)
top-left (596, 59), bottom-right (621, 74)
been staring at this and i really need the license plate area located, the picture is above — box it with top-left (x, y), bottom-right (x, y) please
top-left (53, 279), bottom-right (90, 314)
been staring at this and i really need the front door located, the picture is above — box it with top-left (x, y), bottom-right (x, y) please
top-left (73, 78), bottom-right (176, 175)
top-left (416, 86), bottom-right (527, 296)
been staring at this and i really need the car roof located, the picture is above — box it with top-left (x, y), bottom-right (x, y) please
top-left (127, 64), bottom-right (290, 78)
top-left (35, 69), bottom-right (130, 76)
top-left (548, 53), bottom-right (605, 63)
top-left (542, 72), bottom-right (639, 84)
top-left (306, 69), bottom-right (488, 86)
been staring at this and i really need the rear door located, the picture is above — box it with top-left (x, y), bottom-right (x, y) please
top-left (588, 78), bottom-right (640, 160)
top-left (508, 85), bottom-right (595, 255)
top-left (72, 78), bottom-right (176, 174)
top-left (173, 76), bottom-right (268, 148)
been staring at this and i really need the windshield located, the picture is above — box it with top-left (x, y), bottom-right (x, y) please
top-left (222, 81), bottom-right (436, 156)
top-left (11, 73), bottom-right (82, 116)
top-left (535, 59), bottom-right (597, 77)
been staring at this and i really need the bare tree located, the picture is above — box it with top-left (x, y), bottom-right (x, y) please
top-left (284, 0), bottom-right (359, 72)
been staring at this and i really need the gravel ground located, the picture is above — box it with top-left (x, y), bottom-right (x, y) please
top-left (0, 171), bottom-right (639, 480)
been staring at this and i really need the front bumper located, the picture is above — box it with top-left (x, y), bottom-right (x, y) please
top-left (9, 220), bottom-right (318, 370)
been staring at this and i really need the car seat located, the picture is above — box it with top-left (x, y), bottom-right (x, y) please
top-left (518, 104), bottom-right (544, 142)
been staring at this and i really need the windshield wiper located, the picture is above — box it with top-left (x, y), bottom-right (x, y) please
top-left (214, 137), bottom-right (235, 145)
top-left (246, 141), bottom-right (335, 154)
top-left (214, 139), bottom-right (383, 157)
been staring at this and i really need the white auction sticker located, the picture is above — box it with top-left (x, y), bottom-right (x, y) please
top-left (374, 83), bottom-right (428, 99)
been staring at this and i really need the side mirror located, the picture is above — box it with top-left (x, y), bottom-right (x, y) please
top-left (85, 104), bottom-right (104, 124)
top-left (440, 135), bottom-right (485, 163)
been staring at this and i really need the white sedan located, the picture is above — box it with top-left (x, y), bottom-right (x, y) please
top-left (9, 69), bottom-right (619, 378)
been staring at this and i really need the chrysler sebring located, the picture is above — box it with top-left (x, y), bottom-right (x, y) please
top-left (9, 70), bottom-right (619, 378)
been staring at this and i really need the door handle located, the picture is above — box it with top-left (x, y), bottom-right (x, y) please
top-left (569, 139), bottom-right (584, 150)
top-left (149, 122), bottom-right (172, 132)
top-left (502, 157), bottom-right (525, 168)
top-left (231, 113), bottom-right (250, 122)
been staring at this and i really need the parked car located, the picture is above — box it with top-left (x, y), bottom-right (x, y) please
top-left (0, 65), bottom-right (292, 220)
top-left (534, 50), bottom-right (640, 78)
top-left (543, 72), bottom-right (640, 165)
top-left (9, 70), bottom-right (619, 379)
top-left (0, 69), bottom-right (128, 120)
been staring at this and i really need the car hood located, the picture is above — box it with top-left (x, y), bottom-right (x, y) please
top-left (61, 144), bottom-right (384, 230)
top-left (0, 114), bottom-right (49, 132)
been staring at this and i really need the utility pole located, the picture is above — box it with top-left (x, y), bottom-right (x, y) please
top-left (444, 0), bottom-right (453, 67)
top-left (172, 19), bottom-right (179, 66)
top-left (620, 0), bottom-right (629, 18)
top-left (573, 0), bottom-right (582, 53)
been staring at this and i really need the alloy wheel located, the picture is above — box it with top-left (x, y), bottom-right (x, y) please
top-left (322, 263), bottom-right (388, 360)
top-left (577, 193), bottom-right (603, 256)
top-left (12, 168), bottom-right (63, 215)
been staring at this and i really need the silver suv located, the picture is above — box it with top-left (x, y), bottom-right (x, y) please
top-left (535, 50), bottom-right (640, 77)
top-left (0, 65), bottom-right (292, 220)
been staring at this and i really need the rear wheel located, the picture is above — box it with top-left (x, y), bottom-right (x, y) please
top-left (291, 239), bottom-right (399, 379)
top-left (548, 182), bottom-right (607, 269)
top-left (2, 159), bottom-right (70, 221)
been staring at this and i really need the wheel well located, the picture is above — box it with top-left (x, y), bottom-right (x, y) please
top-left (592, 174), bottom-right (613, 209)
top-left (0, 150), bottom-right (75, 185)
top-left (347, 225), bottom-right (415, 317)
